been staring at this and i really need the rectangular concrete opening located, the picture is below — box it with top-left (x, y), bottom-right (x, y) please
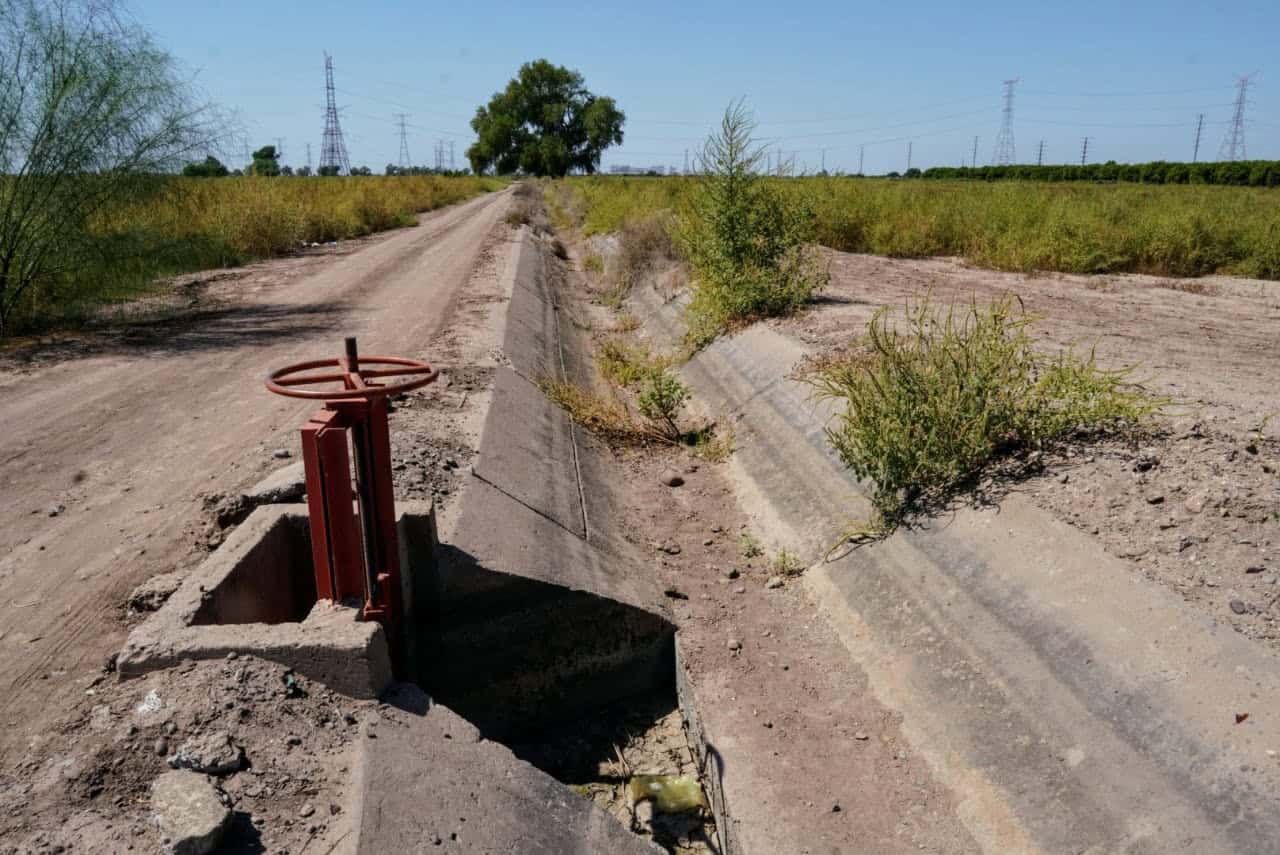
top-left (191, 512), bottom-right (318, 626)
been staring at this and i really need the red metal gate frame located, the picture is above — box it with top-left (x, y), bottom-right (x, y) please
top-left (266, 339), bottom-right (438, 645)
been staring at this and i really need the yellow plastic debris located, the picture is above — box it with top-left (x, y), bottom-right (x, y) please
top-left (627, 775), bottom-right (706, 814)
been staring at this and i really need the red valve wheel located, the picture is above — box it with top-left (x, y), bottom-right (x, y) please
top-left (265, 354), bottom-right (439, 400)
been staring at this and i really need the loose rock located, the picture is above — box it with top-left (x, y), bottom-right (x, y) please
top-left (727, 639), bottom-right (742, 651)
top-left (167, 731), bottom-right (244, 776)
top-left (47, 504), bottom-right (65, 517)
top-left (659, 469), bottom-right (685, 488)
top-left (151, 770), bottom-right (230, 855)
top-left (271, 448), bottom-right (292, 459)
top-left (1230, 599), bottom-right (1248, 615)
top-left (128, 572), bottom-right (184, 613)
top-left (765, 576), bottom-right (784, 590)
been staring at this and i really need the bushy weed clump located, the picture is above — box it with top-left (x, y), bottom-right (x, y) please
top-left (807, 294), bottom-right (1163, 527)
top-left (678, 103), bottom-right (828, 346)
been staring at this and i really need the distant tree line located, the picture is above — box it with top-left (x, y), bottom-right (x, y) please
top-left (182, 150), bottom-right (470, 178)
top-left (920, 160), bottom-right (1280, 187)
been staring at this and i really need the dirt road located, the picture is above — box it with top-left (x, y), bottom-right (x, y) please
top-left (0, 188), bottom-right (512, 764)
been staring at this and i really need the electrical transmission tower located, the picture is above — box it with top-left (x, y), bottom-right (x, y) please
top-left (305, 143), bottom-right (312, 172)
top-left (1036, 140), bottom-right (1045, 166)
top-left (394, 114), bottom-right (411, 170)
top-left (274, 137), bottom-right (286, 161)
top-left (1219, 73), bottom-right (1256, 162)
top-left (1192, 114), bottom-right (1204, 162)
top-left (971, 136), bottom-right (978, 168)
top-left (1080, 137), bottom-right (1090, 166)
top-left (448, 141), bottom-right (455, 171)
top-left (991, 78), bottom-right (1019, 166)
top-left (319, 53), bottom-right (351, 175)
top-left (906, 141), bottom-right (912, 172)
top-left (858, 145), bottom-right (865, 176)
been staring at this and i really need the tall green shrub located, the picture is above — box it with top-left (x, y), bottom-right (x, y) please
top-left (680, 101), bottom-right (827, 346)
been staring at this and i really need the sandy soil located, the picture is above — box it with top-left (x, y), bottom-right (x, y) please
top-left (780, 252), bottom-right (1280, 651)
top-left (0, 189), bottom-right (513, 768)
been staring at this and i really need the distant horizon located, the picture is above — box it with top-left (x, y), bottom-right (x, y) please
top-left (131, 0), bottom-right (1278, 176)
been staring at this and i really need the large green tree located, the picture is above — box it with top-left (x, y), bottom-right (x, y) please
top-left (467, 60), bottom-right (624, 177)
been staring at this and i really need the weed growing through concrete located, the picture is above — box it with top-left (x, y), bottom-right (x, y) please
top-left (807, 293), bottom-right (1164, 529)
top-left (685, 425), bottom-right (734, 462)
top-left (772, 549), bottom-right (804, 577)
top-left (538, 379), bottom-right (654, 445)
top-left (596, 338), bottom-right (655, 388)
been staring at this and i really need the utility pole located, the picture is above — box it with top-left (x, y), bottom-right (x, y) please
top-left (992, 78), bottom-right (1019, 165)
top-left (821, 148), bottom-right (826, 174)
top-left (971, 136), bottom-right (979, 168)
top-left (1192, 113), bottom-right (1204, 162)
top-left (1080, 137), bottom-right (1090, 166)
top-left (858, 145), bottom-right (865, 176)
top-left (274, 137), bottom-right (286, 161)
top-left (394, 113), bottom-right (411, 170)
top-left (1036, 140), bottom-right (1045, 166)
top-left (1219, 73), bottom-right (1255, 161)
top-left (906, 141), bottom-right (912, 172)
top-left (319, 52), bottom-right (351, 175)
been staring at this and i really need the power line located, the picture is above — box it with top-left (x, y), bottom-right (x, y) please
top-left (992, 78), bottom-right (1019, 165)
top-left (1219, 72), bottom-right (1256, 162)
top-left (319, 52), bottom-right (351, 175)
top-left (394, 113), bottom-right (411, 169)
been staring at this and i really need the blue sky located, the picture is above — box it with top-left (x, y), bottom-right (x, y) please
top-left (132, 0), bottom-right (1278, 175)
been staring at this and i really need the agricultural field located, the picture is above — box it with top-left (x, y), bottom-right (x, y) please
top-left (561, 175), bottom-right (1280, 280)
top-left (4, 175), bottom-right (501, 336)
